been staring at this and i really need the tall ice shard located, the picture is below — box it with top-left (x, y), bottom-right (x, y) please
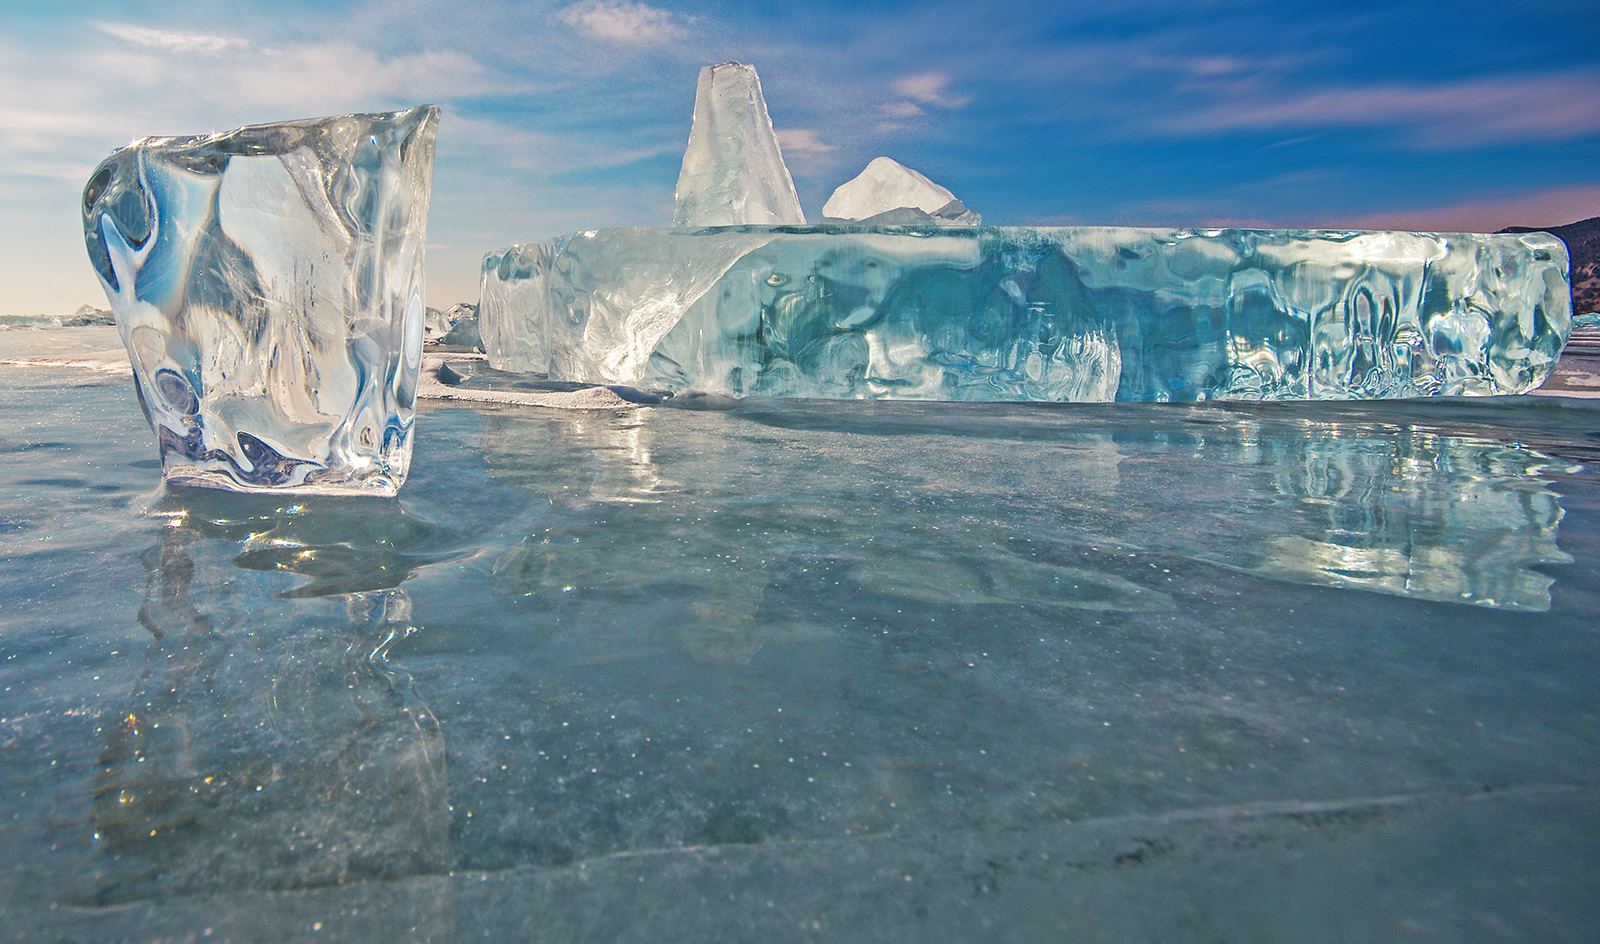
top-left (83, 106), bottom-right (439, 494)
top-left (481, 225), bottom-right (1571, 402)
top-left (673, 62), bottom-right (806, 228)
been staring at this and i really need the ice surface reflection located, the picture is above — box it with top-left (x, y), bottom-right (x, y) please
top-left (87, 493), bottom-right (462, 902)
top-left (1245, 424), bottom-right (1574, 607)
top-left (2, 369), bottom-right (1595, 940)
top-left (476, 399), bottom-right (1575, 624)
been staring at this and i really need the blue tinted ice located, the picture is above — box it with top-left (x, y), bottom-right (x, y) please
top-left (481, 225), bottom-right (1571, 401)
top-left (82, 106), bottom-right (439, 494)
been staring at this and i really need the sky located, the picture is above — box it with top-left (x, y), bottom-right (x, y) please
top-left (3, 0), bottom-right (1599, 314)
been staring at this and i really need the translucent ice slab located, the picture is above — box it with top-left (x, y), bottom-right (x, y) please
top-left (82, 105), bottom-right (439, 494)
top-left (481, 225), bottom-right (1571, 401)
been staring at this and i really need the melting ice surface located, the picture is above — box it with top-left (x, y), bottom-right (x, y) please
top-left (81, 107), bottom-right (439, 494)
top-left (2, 365), bottom-right (1598, 939)
top-left (483, 225), bottom-right (1571, 401)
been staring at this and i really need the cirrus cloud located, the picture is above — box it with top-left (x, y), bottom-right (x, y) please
top-left (890, 72), bottom-right (972, 110)
top-left (90, 21), bottom-right (249, 55)
top-left (557, 1), bottom-right (687, 46)
top-left (774, 128), bottom-right (834, 157)
top-left (1159, 71), bottom-right (1600, 148)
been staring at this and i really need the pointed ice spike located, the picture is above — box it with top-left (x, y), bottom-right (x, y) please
top-left (673, 61), bottom-right (806, 228)
top-left (823, 156), bottom-right (981, 225)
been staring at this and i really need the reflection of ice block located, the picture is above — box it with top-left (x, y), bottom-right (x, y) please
top-left (1253, 431), bottom-right (1574, 609)
top-left (90, 502), bottom-right (449, 901)
top-left (81, 106), bottom-right (440, 494)
top-left (823, 157), bottom-right (981, 226)
top-left (480, 225), bottom-right (1571, 402)
top-left (673, 62), bottom-right (805, 228)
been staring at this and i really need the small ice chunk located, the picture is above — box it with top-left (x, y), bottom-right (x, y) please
top-left (673, 62), bottom-right (806, 228)
top-left (822, 157), bottom-right (982, 226)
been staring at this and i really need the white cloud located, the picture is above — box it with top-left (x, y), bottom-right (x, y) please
top-left (875, 71), bottom-right (970, 131)
top-left (889, 72), bottom-right (971, 109)
top-left (557, 1), bottom-right (686, 46)
top-left (91, 21), bottom-right (249, 54)
top-left (879, 101), bottom-right (924, 120)
top-left (774, 128), bottom-right (833, 157)
top-left (1161, 72), bottom-right (1600, 148)
top-left (0, 28), bottom-right (503, 168)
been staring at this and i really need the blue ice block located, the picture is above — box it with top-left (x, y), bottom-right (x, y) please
top-left (480, 224), bottom-right (1570, 402)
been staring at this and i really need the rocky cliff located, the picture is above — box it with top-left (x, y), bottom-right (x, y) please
top-left (1501, 216), bottom-right (1599, 317)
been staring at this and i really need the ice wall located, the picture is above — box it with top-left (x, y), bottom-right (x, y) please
top-left (481, 225), bottom-right (1571, 402)
top-left (82, 106), bottom-right (439, 494)
top-left (673, 62), bottom-right (806, 228)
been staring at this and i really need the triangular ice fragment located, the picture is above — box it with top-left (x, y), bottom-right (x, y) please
top-left (673, 62), bottom-right (806, 228)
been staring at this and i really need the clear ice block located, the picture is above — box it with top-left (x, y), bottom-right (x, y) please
top-left (480, 225), bottom-right (1571, 401)
top-left (82, 105), bottom-right (439, 494)
top-left (673, 62), bottom-right (805, 228)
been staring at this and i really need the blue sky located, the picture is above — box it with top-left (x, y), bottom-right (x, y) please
top-left (3, 0), bottom-right (1598, 312)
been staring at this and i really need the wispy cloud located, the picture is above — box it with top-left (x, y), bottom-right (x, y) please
top-left (1159, 71), bottom-right (1600, 148)
top-left (879, 101), bottom-right (925, 120)
top-left (0, 26), bottom-right (505, 164)
top-left (557, 1), bottom-right (688, 46)
top-left (90, 21), bottom-right (249, 55)
top-left (890, 72), bottom-right (972, 109)
top-left (774, 128), bottom-right (833, 157)
top-left (874, 71), bottom-right (971, 131)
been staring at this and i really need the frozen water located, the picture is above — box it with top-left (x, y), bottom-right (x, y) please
top-left (81, 105), bottom-right (440, 494)
top-left (481, 225), bottom-right (1571, 401)
top-left (673, 62), bottom-right (806, 228)
top-left (822, 156), bottom-right (982, 226)
top-left (1, 367), bottom-right (1597, 939)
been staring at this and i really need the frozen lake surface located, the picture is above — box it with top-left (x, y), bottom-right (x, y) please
top-left (0, 350), bottom-right (1597, 941)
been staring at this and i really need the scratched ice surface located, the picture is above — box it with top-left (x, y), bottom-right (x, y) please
top-left (482, 225), bottom-right (1571, 401)
top-left (81, 106), bottom-right (439, 494)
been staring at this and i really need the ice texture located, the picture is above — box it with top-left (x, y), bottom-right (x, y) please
top-left (481, 225), bottom-right (1571, 401)
top-left (82, 106), bottom-right (439, 494)
top-left (822, 157), bottom-right (981, 226)
top-left (673, 62), bottom-right (805, 228)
